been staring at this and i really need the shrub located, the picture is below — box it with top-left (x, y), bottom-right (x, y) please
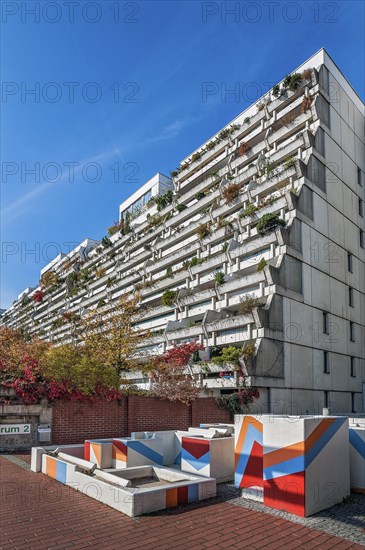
top-left (243, 117), bottom-right (251, 124)
top-left (215, 387), bottom-right (260, 419)
top-left (212, 346), bottom-right (241, 366)
top-left (240, 294), bottom-right (260, 315)
top-left (197, 223), bottom-right (211, 239)
top-left (161, 289), bottom-right (178, 308)
top-left (256, 213), bottom-right (286, 236)
top-left (195, 191), bottom-right (206, 201)
top-left (189, 256), bottom-right (204, 267)
top-left (214, 271), bottom-right (225, 286)
top-left (219, 128), bottom-right (230, 140)
top-left (191, 152), bottom-right (201, 162)
top-left (101, 236), bottom-right (112, 248)
top-left (241, 202), bottom-right (258, 218)
top-left (284, 156), bottom-right (296, 170)
top-left (170, 170), bottom-right (178, 178)
top-left (206, 140), bottom-right (216, 150)
top-left (272, 84), bottom-right (280, 97)
top-left (166, 266), bottom-right (173, 278)
top-left (176, 203), bottom-right (187, 213)
top-left (256, 258), bottom-right (267, 271)
top-left (155, 189), bottom-right (174, 211)
top-left (283, 72), bottom-right (302, 91)
top-left (222, 183), bottom-right (240, 204)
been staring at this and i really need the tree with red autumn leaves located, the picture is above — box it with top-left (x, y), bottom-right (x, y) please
top-left (149, 341), bottom-right (204, 405)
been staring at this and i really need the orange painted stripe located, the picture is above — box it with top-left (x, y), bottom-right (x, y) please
top-left (234, 417), bottom-right (262, 469)
top-left (305, 418), bottom-right (335, 452)
top-left (112, 444), bottom-right (127, 462)
top-left (46, 456), bottom-right (57, 479)
top-left (264, 418), bottom-right (336, 468)
top-left (264, 441), bottom-right (305, 469)
top-left (166, 488), bottom-right (178, 508)
top-left (92, 443), bottom-right (102, 465)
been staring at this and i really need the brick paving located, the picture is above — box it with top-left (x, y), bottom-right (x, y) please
top-left (1, 457), bottom-right (364, 550)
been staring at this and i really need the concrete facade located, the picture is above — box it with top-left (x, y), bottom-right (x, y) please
top-left (1, 49), bottom-right (364, 413)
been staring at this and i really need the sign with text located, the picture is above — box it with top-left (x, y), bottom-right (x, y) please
top-left (0, 424), bottom-right (31, 435)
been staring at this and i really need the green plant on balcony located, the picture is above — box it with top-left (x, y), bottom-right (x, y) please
top-left (256, 213), bottom-right (286, 236)
top-left (51, 318), bottom-right (64, 330)
top-left (21, 295), bottom-right (31, 307)
top-left (106, 277), bottom-right (116, 288)
top-left (242, 340), bottom-right (256, 357)
top-left (155, 189), bottom-right (174, 211)
top-left (191, 152), bottom-right (201, 163)
top-left (161, 289), bottom-right (178, 308)
top-left (257, 258), bottom-right (267, 272)
top-left (107, 220), bottom-right (122, 236)
top-left (147, 213), bottom-right (164, 229)
top-left (209, 169), bottom-right (219, 178)
top-left (222, 242), bottom-right (229, 253)
top-left (301, 68), bottom-right (312, 81)
top-left (284, 156), bottom-right (296, 170)
top-left (101, 236), bottom-right (112, 248)
top-left (240, 294), bottom-right (260, 315)
top-left (214, 271), bottom-right (225, 286)
top-left (195, 191), bottom-right (206, 201)
top-left (166, 266), bottom-right (173, 278)
top-left (212, 345), bottom-right (241, 366)
top-left (97, 299), bottom-right (106, 308)
top-left (188, 256), bottom-right (204, 268)
top-left (176, 203), bottom-right (187, 213)
top-left (241, 202), bottom-right (258, 218)
top-left (170, 170), bottom-right (178, 178)
top-left (222, 183), bottom-right (240, 204)
top-left (197, 223), bottom-right (211, 239)
top-left (265, 159), bottom-right (281, 179)
top-left (243, 117), bottom-right (251, 124)
top-left (219, 128), bottom-right (230, 140)
top-left (206, 140), bottom-right (216, 150)
top-left (272, 84), bottom-right (280, 97)
top-left (283, 72), bottom-right (302, 92)
top-left (230, 124), bottom-right (240, 134)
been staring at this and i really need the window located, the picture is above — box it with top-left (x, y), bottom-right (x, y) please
top-left (347, 253), bottom-right (353, 272)
top-left (351, 393), bottom-right (356, 414)
top-left (358, 167), bottom-right (362, 187)
top-left (350, 357), bottom-right (356, 377)
top-left (323, 312), bottom-right (329, 333)
top-left (360, 230), bottom-right (364, 249)
top-left (350, 321), bottom-right (355, 342)
top-left (349, 287), bottom-right (354, 307)
top-left (324, 351), bottom-right (330, 373)
top-left (359, 199), bottom-right (363, 217)
top-left (324, 390), bottom-right (329, 409)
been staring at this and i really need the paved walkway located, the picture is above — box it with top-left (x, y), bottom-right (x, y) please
top-left (0, 457), bottom-right (364, 550)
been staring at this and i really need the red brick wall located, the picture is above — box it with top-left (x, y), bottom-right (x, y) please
top-left (52, 399), bottom-right (128, 444)
top-left (52, 396), bottom-right (230, 445)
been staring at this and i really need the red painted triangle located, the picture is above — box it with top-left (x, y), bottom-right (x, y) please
top-left (240, 440), bottom-right (263, 488)
top-left (182, 437), bottom-right (210, 460)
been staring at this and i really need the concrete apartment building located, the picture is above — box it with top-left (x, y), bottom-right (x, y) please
top-left (2, 49), bottom-right (364, 414)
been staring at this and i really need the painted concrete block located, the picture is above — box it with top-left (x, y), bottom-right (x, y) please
top-left (112, 437), bottom-right (164, 469)
top-left (349, 425), bottom-right (365, 493)
top-left (235, 415), bottom-right (350, 517)
top-left (84, 440), bottom-right (113, 469)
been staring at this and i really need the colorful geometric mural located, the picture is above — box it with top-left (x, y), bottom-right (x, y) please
top-left (181, 437), bottom-right (210, 476)
top-left (112, 438), bottom-right (163, 469)
top-left (234, 416), bottom-right (263, 494)
top-left (349, 426), bottom-right (365, 493)
top-left (44, 455), bottom-right (68, 484)
top-left (235, 415), bottom-right (349, 517)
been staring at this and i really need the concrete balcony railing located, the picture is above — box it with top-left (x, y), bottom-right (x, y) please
top-left (165, 322), bottom-right (204, 341)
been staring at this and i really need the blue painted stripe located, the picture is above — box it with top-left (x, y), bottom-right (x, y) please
top-left (235, 424), bottom-right (262, 487)
top-left (350, 429), bottom-right (365, 458)
top-left (175, 451), bottom-right (181, 465)
top-left (305, 417), bottom-right (346, 468)
top-left (264, 455), bottom-right (305, 480)
top-left (56, 460), bottom-right (67, 484)
top-left (182, 449), bottom-right (210, 471)
top-left (188, 484), bottom-right (199, 502)
top-left (128, 440), bottom-right (163, 464)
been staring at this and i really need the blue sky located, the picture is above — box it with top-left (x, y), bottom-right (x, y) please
top-left (1, 0), bottom-right (364, 309)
